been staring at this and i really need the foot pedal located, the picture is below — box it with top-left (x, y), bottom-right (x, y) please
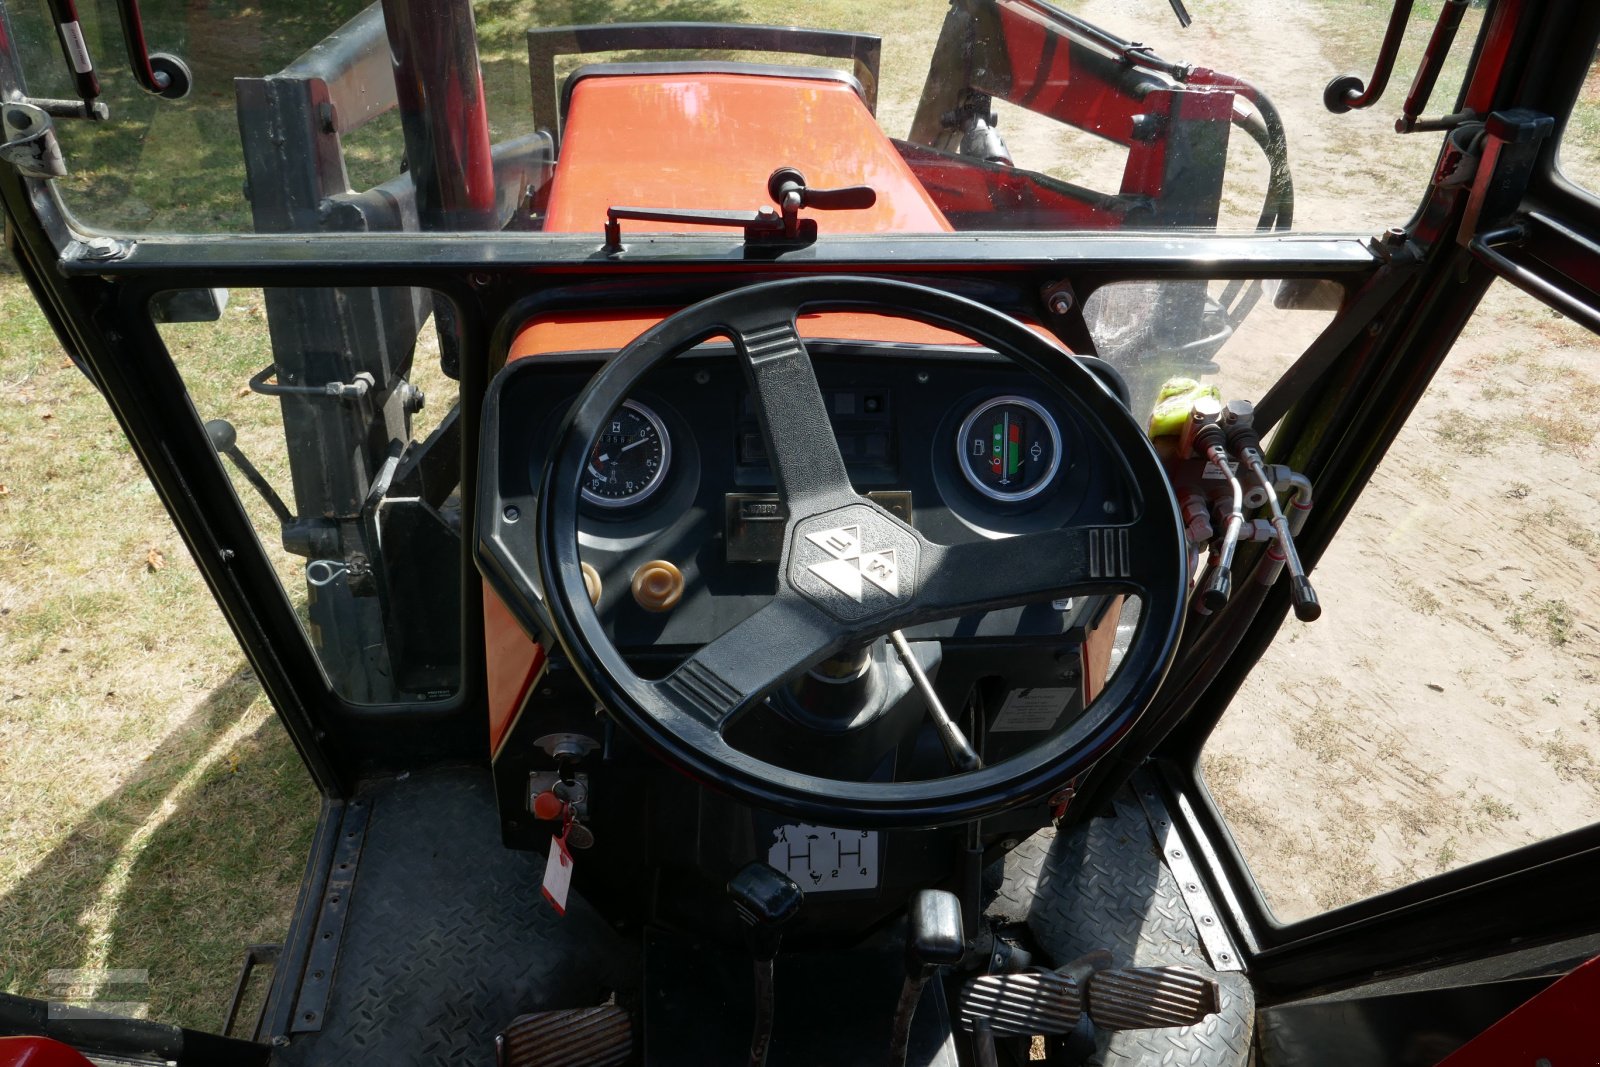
top-left (957, 971), bottom-right (1082, 1036)
top-left (495, 1004), bottom-right (632, 1067)
top-left (1086, 966), bottom-right (1219, 1031)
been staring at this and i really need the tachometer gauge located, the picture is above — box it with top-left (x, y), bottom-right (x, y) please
top-left (581, 400), bottom-right (671, 508)
top-left (956, 395), bottom-right (1062, 503)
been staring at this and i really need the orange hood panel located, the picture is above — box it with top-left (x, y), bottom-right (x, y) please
top-left (543, 72), bottom-right (952, 236)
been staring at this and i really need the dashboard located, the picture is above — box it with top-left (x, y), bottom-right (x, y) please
top-left (479, 338), bottom-right (1140, 760)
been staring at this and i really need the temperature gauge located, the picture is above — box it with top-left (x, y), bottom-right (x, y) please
top-left (956, 395), bottom-right (1062, 503)
top-left (582, 400), bottom-right (671, 508)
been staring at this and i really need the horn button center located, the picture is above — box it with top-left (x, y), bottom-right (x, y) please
top-left (788, 503), bottom-right (921, 622)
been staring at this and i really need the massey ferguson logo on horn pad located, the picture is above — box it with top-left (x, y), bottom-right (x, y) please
top-left (805, 525), bottom-right (899, 600)
top-left (789, 505), bottom-right (919, 622)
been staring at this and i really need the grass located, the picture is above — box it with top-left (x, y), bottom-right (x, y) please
top-left (1431, 410), bottom-right (1497, 456)
top-left (1399, 580), bottom-right (1442, 616)
top-left (0, 275), bottom-right (319, 1025)
top-left (1506, 594), bottom-right (1576, 648)
top-left (1537, 731), bottom-right (1599, 784)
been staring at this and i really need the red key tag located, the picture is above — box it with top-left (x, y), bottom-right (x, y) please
top-left (541, 828), bottom-right (574, 916)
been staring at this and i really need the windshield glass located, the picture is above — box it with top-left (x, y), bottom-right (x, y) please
top-left (3, 0), bottom-right (1481, 238)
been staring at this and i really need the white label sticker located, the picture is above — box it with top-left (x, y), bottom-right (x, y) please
top-left (541, 836), bottom-right (573, 915)
top-left (991, 687), bottom-right (1075, 733)
top-left (1202, 459), bottom-right (1239, 480)
top-left (58, 21), bottom-right (92, 74)
top-left (768, 824), bottom-right (879, 893)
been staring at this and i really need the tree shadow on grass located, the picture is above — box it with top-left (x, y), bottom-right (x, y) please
top-left (0, 666), bottom-right (320, 1031)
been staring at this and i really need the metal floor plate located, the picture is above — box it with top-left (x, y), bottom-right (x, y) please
top-left (986, 789), bottom-right (1254, 1067)
top-left (274, 768), bottom-right (635, 1067)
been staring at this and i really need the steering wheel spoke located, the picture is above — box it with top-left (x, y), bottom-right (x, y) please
top-left (654, 595), bottom-right (842, 730)
top-left (919, 523), bottom-right (1145, 618)
top-left (732, 319), bottom-right (856, 512)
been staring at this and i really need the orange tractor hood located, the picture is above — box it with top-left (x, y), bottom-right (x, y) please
top-left (543, 70), bottom-right (952, 237)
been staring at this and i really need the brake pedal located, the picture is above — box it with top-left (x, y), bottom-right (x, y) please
top-left (494, 1004), bottom-right (632, 1067)
top-left (957, 970), bottom-right (1082, 1036)
top-left (957, 962), bottom-right (1221, 1041)
top-left (1086, 966), bottom-right (1220, 1031)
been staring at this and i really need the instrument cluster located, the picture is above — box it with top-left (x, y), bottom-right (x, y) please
top-left (480, 345), bottom-right (1131, 654)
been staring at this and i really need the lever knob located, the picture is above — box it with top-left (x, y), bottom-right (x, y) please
top-left (205, 418), bottom-right (237, 453)
top-left (906, 889), bottom-right (965, 972)
top-left (766, 167), bottom-right (877, 211)
top-left (1201, 569), bottom-right (1231, 611)
top-left (727, 862), bottom-right (803, 962)
top-left (1291, 575), bottom-right (1322, 621)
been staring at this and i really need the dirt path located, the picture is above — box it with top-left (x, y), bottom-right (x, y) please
top-left (1005, 1), bottom-right (1600, 920)
top-left (1206, 285), bottom-right (1600, 920)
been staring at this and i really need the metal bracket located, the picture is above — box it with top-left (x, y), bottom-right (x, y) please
top-left (249, 364), bottom-right (375, 402)
top-left (1132, 772), bottom-right (1243, 972)
top-left (0, 103), bottom-right (66, 179)
top-left (221, 943), bottom-right (281, 1041)
top-left (290, 796), bottom-right (371, 1032)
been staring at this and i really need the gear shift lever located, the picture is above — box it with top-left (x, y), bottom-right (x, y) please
top-left (889, 889), bottom-right (965, 1067)
top-left (727, 862), bottom-right (804, 1067)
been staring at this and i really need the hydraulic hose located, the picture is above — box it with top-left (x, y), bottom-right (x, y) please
top-left (1186, 67), bottom-right (1296, 232)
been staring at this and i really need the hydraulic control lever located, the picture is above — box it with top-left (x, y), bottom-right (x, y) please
top-left (889, 889), bottom-right (965, 1067)
top-left (1149, 381), bottom-right (1319, 622)
top-left (206, 419), bottom-right (293, 525)
top-left (1185, 402), bottom-right (1244, 612)
top-left (1223, 402), bottom-right (1320, 621)
top-left (727, 862), bottom-right (804, 1067)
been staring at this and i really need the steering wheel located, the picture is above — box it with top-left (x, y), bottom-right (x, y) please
top-left (536, 276), bottom-right (1185, 827)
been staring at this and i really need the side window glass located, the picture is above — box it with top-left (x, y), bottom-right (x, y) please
top-left (1559, 50), bottom-right (1600, 190)
top-left (155, 287), bottom-right (462, 705)
top-left (1202, 282), bottom-right (1600, 921)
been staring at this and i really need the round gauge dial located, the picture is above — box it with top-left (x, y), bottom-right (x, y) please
top-left (581, 400), bottom-right (671, 508)
top-left (956, 395), bottom-right (1063, 503)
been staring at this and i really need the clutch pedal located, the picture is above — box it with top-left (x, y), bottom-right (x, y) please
top-left (495, 1004), bottom-right (632, 1067)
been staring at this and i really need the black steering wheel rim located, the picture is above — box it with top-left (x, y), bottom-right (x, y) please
top-left (536, 276), bottom-right (1186, 827)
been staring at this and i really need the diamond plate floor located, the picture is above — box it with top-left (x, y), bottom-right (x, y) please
top-left (986, 789), bottom-right (1254, 1067)
top-left (274, 768), bottom-right (636, 1067)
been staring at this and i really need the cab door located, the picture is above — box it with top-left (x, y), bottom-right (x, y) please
top-left (1108, 1), bottom-right (1600, 1060)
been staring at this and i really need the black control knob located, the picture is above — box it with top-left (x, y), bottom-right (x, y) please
top-left (727, 862), bottom-right (804, 961)
top-left (905, 889), bottom-right (965, 972)
top-left (205, 417), bottom-right (237, 453)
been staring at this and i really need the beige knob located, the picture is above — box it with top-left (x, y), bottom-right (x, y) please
top-left (631, 559), bottom-right (684, 612)
top-left (580, 561), bottom-right (602, 606)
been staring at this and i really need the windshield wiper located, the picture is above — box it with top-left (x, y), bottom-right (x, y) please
top-left (603, 167), bottom-right (875, 253)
